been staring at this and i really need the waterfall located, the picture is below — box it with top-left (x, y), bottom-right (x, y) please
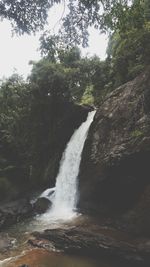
top-left (41, 110), bottom-right (96, 222)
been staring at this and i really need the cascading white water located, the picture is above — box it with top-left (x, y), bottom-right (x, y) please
top-left (41, 110), bottom-right (96, 222)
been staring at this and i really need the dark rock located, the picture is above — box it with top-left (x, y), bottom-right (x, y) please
top-left (82, 104), bottom-right (95, 111)
top-left (33, 197), bottom-right (52, 214)
top-left (0, 199), bottom-right (33, 230)
top-left (0, 233), bottom-right (16, 253)
top-left (42, 102), bottom-right (90, 188)
top-left (79, 67), bottom-right (150, 235)
top-left (28, 226), bottom-right (150, 266)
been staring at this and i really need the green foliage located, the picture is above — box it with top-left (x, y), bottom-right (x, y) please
top-left (29, 59), bottom-right (70, 100)
top-left (0, 0), bottom-right (61, 34)
top-left (40, 32), bottom-right (81, 65)
top-left (106, 1), bottom-right (150, 87)
top-left (0, 74), bottom-right (32, 196)
top-left (59, 47), bottom-right (81, 67)
top-left (131, 129), bottom-right (144, 138)
top-left (81, 85), bottom-right (94, 105)
top-left (89, 59), bottom-right (112, 105)
top-left (31, 45), bottom-right (110, 104)
top-left (0, 0), bottom-right (144, 44)
top-left (39, 33), bottom-right (63, 62)
top-left (60, 0), bottom-right (135, 46)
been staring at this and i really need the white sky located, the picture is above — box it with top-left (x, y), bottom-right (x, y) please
top-left (0, 4), bottom-right (108, 80)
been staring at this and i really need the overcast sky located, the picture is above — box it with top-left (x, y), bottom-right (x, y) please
top-left (0, 4), bottom-right (108, 80)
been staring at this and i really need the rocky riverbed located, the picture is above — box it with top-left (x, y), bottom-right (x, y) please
top-left (1, 213), bottom-right (150, 267)
top-left (27, 223), bottom-right (150, 267)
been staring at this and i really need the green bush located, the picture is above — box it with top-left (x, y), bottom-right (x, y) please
top-left (131, 130), bottom-right (144, 138)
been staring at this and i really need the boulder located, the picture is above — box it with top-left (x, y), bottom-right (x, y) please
top-left (79, 67), bottom-right (150, 235)
top-left (33, 197), bottom-right (52, 214)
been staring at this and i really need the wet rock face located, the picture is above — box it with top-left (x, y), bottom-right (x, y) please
top-left (79, 69), bottom-right (150, 233)
top-left (41, 102), bottom-right (90, 188)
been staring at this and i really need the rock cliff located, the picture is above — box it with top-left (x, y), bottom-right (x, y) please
top-left (79, 68), bottom-right (150, 235)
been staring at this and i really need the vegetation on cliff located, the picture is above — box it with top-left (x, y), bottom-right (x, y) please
top-left (0, 69), bottom-right (89, 200)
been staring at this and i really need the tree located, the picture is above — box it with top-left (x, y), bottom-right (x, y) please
top-left (0, 0), bottom-right (146, 41)
top-left (0, 74), bottom-right (32, 198)
top-left (0, 0), bottom-right (60, 34)
top-left (29, 59), bottom-right (71, 100)
top-left (0, 74), bottom-right (31, 162)
top-left (106, 0), bottom-right (150, 87)
top-left (1, 0), bottom-right (149, 54)
top-left (39, 32), bottom-right (81, 65)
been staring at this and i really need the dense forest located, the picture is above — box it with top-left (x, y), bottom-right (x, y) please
top-left (0, 0), bottom-right (150, 201)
